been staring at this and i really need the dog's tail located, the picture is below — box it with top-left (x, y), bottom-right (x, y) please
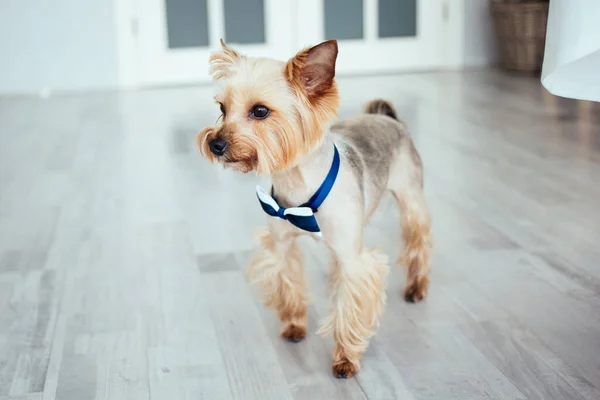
top-left (363, 99), bottom-right (398, 120)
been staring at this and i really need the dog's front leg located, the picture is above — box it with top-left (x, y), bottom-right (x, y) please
top-left (247, 223), bottom-right (308, 342)
top-left (318, 226), bottom-right (389, 378)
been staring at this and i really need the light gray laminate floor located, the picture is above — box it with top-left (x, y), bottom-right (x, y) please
top-left (1, 70), bottom-right (600, 400)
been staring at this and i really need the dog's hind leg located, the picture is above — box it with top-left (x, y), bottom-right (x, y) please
top-left (247, 225), bottom-right (308, 342)
top-left (388, 144), bottom-right (432, 303)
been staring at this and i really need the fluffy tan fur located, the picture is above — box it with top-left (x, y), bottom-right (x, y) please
top-left (317, 248), bottom-right (389, 376)
top-left (284, 43), bottom-right (340, 151)
top-left (198, 40), bottom-right (339, 175)
top-left (395, 192), bottom-right (432, 302)
top-left (247, 228), bottom-right (308, 341)
top-left (208, 39), bottom-right (245, 80)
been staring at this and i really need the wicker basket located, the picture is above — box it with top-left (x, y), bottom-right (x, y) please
top-left (490, 1), bottom-right (549, 72)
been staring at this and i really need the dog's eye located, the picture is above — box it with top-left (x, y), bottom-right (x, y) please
top-left (219, 103), bottom-right (226, 116)
top-left (250, 105), bottom-right (270, 120)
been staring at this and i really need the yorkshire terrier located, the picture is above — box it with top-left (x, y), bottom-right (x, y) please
top-left (197, 39), bottom-right (432, 378)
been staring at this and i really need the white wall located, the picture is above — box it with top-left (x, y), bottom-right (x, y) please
top-left (463, 0), bottom-right (498, 67)
top-left (0, 0), bottom-right (119, 95)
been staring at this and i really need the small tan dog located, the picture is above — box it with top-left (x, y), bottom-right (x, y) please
top-left (197, 39), bottom-right (432, 378)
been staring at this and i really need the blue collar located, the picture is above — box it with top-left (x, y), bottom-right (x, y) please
top-left (255, 145), bottom-right (340, 236)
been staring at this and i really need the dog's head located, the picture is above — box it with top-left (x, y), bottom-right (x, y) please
top-left (197, 40), bottom-right (340, 175)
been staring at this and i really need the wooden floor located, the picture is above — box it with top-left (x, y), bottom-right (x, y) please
top-left (1, 70), bottom-right (600, 400)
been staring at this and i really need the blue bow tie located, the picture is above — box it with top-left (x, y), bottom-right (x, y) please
top-left (256, 145), bottom-right (340, 236)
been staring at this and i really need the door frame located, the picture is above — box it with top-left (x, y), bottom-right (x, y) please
top-left (114, 0), bottom-right (465, 89)
top-left (114, 0), bottom-right (140, 89)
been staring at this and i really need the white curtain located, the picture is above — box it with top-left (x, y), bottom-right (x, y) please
top-left (541, 0), bottom-right (600, 102)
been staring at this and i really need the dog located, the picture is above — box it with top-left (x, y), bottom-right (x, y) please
top-left (197, 39), bottom-right (432, 378)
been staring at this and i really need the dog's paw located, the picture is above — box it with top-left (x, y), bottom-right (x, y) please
top-left (404, 276), bottom-right (429, 303)
top-left (332, 357), bottom-right (359, 379)
top-left (281, 324), bottom-right (306, 343)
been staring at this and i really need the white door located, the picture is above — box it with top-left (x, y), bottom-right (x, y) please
top-left (126, 0), bottom-right (460, 87)
top-left (296, 0), bottom-right (450, 74)
top-left (135, 0), bottom-right (294, 86)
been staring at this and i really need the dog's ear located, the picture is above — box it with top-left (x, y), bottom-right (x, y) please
top-left (209, 39), bottom-right (244, 80)
top-left (286, 40), bottom-right (338, 98)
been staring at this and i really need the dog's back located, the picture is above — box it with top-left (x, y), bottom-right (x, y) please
top-left (331, 99), bottom-right (423, 218)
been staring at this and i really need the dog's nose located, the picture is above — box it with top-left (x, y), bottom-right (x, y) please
top-left (209, 138), bottom-right (227, 156)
